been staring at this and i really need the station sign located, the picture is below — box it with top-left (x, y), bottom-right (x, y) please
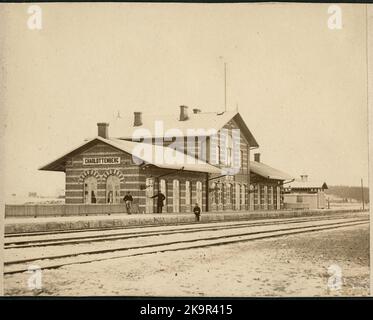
top-left (83, 157), bottom-right (121, 165)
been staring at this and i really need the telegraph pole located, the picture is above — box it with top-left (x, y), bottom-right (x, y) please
top-left (361, 178), bottom-right (365, 210)
top-left (224, 62), bottom-right (227, 112)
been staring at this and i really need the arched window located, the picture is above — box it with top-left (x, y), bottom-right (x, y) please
top-left (213, 145), bottom-right (220, 164)
top-left (211, 182), bottom-right (217, 205)
top-left (226, 183), bottom-right (231, 204)
top-left (226, 134), bottom-right (233, 167)
top-left (253, 184), bottom-right (259, 210)
top-left (84, 176), bottom-right (97, 204)
top-left (268, 186), bottom-right (273, 208)
top-left (173, 179), bottom-right (180, 213)
top-left (241, 184), bottom-right (246, 207)
top-left (249, 184), bottom-right (255, 210)
top-left (196, 181), bottom-right (203, 209)
top-left (260, 185), bottom-right (265, 209)
top-left (276, 186), bottom-right (281, 210)
top-left (235, 183), bottom-right (241, 210)
top-left (217, 183), bottom-right (222, 205)
top-left (185, 180), bottom-right (191, 212)
top-left (106, 175), bottom-right (121, 204)
top-left (160, 179), bottom-right (167, 209)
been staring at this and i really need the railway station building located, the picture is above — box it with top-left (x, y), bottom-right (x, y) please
top-left (40, 106), bottom-right (292, 213)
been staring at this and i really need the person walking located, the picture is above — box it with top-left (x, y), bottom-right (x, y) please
top-left (150, 190), bottom-right (166, 213)
top-left (123, 191), bottom-right (133, 214)
top-left (193, 203), bottom-right (201, 222)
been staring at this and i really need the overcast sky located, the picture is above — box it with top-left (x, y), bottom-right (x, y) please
top-left (0, 3), bottom-right (370, 199)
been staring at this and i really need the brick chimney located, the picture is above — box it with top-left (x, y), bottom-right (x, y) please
top-left (254, 153), bottom-right (260, 162)
top-left (97, 123), bottom-right (109, 139)
top-left (300, 174), bottom-right (308, 182)
top-left (179, 105), bottom-right (189, 121)
top-left (134, 112), bottom-right (143, 126)
top-left (193, 108), bottom-right (201, 114)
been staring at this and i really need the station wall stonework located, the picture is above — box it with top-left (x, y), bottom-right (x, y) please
top-left (65, 142), bottom-right (138, 204)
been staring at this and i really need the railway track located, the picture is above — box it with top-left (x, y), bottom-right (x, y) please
top-left (4, 214), bottom-right (364, 249)
top-left (4, 216), bottom-right (368, 275)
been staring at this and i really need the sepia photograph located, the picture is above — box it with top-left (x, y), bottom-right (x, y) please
top-left (0, 2), bottom-right (371, 300)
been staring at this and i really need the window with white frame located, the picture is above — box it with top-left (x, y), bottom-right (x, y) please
top-left (241, 184), bottom-right (246, 206)
top-left (160, 179), bottom-right (167, 208)
top-left (196, 181), bottom-right (203, 208)
top-left (173, 179), bottom-right (180, 212)
top-left (84, 176), bottom-right (98, 204)
top-left (106, 175), bottom-right (121, 204)
top-left (185, 180), bottom-right (191, 211)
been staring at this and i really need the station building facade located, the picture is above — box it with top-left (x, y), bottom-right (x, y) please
top-left (40, 106), bottom-right (292, 213)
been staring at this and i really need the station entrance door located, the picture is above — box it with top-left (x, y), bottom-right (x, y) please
top-left (172, 179), bottom-right (180, 213)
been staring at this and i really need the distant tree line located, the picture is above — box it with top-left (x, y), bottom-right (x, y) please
top-left (325, 185), bottom-right (370, 203)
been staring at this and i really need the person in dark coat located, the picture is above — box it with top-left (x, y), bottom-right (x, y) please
top-left (123, 191), bottom-right (133, 214)
top-left (150, 191), bottom-right (166, 213)
top-left (193, 203), bottom-right (201, 222)
top-left (91, 191), bottom-right (97, 204)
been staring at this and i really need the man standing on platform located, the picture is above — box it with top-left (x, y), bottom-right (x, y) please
top-left (123, 191), bottom-right (133, 214)
top-left (193, 203), bottom-right (201, 222)
top-left (150, 190), bottom-right (166, 213)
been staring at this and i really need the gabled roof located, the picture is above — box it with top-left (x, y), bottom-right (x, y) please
top-left (110, 111), bottom-right (259, 148)
top-left (39, 136), bottom-right (222, 174)
top-left (250, 161), bottom-right (293, 181)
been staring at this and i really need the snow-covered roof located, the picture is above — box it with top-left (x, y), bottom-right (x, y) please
top-left (286, 180), bottom-right (328, 190)
top-left (107, 138), bottom-right (222, 174)
top-left (250, 161), bottom-right (293, 181)
top-left (39, 136), bottom-right (222, 174)
top-left (110, 111), bottom-right (259, 148)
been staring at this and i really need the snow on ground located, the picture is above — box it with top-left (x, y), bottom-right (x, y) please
top-left (4, 224), bottom-right (369, 297)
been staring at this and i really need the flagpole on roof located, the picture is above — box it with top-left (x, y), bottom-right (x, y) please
top-left (219, 56), bottom-right (227, 113)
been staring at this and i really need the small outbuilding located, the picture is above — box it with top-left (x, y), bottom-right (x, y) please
top-left (283, 175), bottom-right (328, 209)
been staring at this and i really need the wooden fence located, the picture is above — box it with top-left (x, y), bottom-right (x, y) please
top-left (5, 204), bottom-right (140, 218)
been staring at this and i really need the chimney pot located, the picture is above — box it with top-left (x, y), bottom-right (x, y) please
top-left (193, 108), bottom-right (201, 114)
top-left (97, 123), bottom-right (109, 139)
top-left (134, 112), bottom-right (143, 126)
top-left (254, 153), bottom-right (260, 162)
top-left (300, 175), bottom-right (308, 182)
top-left (179, 105), bottom-right (189, 121)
